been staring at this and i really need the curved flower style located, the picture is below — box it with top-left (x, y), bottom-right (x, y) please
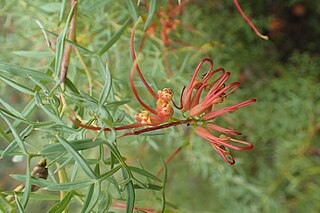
top-left (195, 125), bottom-right (253, 164)
top-left (130, 28), bottom-right (175, 126)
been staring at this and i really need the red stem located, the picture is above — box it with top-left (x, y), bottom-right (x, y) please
top-left (68, 115), bottom-right (146, 131)
top-left (69, 115), bottom-right (194, 137)
top-left (60, 0), bottom-right (77, 84)
top-left (118, 119), bottom-right (193, 138)
top-left (233, 0), bottom-right (269, 40)
top-left (156, 146), bottom-right (183, 177)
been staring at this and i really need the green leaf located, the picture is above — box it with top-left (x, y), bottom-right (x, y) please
top-left (47, 191), bottom-right (74, 213)
top-left (10, 175), bottom-right (50, 189)
top-left (35, 92), bottom-right (64, 125)
top-left (94, 163), bottom-right (100, 176)
top-left (8, 192), bottom-right (60, 200)
top-left (59, 0), bottom-right (67, 21)
top-left (0, 124), bottom-right (12, 142)
top-left (102, 141), bottom-right (123, 162)
top-left (0, 75), bottom-right (34, 95)
top-left (21, 156), bottom-right (31, 208)
top-left (45, 30), bottom-right (94, 55)
top-left (81, 181), bottom-right (101, 213)
top-left (14, 193), bottom-right (25, 213)
top-left (28, 76), bottom-right (50, 95)
top-left (42, 106), bottom-right (64, 125)
top-left (0, 112), bottom-right (27, 154)
top-left (41, 139), bottom-right (106, 155)
top-left (161, 159), bottom-right (168, 213)
top-left (1, 125), bottom-right (33, 158)
top-left (0, 98), bottom-right (26, 121)
top-left (48, 79), bottom-right (63, 96)
top-left (125, 0), bottom-right (138, 22)
top-left (56, 135), bottom-right (97, 179)
top-left (12, 100), bottom-right (36, 128)
top-left (129, 166), bottom-right (162, 182)
top-left (0, 194), bottom-right (14, 212)
top-left (0, 108), bottom-right (30, 125)
top-left (98, 18), bottom-right (130, 55)
top-left (1, 141), bottom-right (18, 157)
top-left (144, 0), bottom-right (157, 30)
top-left (54, 156), bottom-right (73, 173)
top-left (45, 180), bottom-right (92, 191)
top-left (97, 191), bottom-right (112, 213)
top-left (70, 161), bottom-right (79, 182)
top-left (105, 99), bottom-right (131, 108)
top-left (13, 51), bottom-right (53, 58)
top-left (0, 62), bottom-right (54, 82)
top-left (79, 91), bottom-right (99, 105)
top-left (133, 183), bottom-right (162, 191)
top-left (122, 168), bottom-right (135, 213)
top-left (98, 165), bottom-right (122, 181)
top-left (99, 64), bottom-right (112, 105)
top-left (65, 77), bottom-right (80, 94)
top-left (81, 184), bottom-right (94, 213)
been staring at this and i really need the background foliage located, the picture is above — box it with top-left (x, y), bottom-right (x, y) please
top-left (0, 0), bottom-right (319, 212)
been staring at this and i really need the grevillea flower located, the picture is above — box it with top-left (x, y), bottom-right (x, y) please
top-left (179, 58), bottom-right (256, 164)
top-left (69, 25), bottom-right (256, 165)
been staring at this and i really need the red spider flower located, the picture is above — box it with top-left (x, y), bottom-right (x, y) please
top-left (179, 58), bottom-right (256, 164)
top-left (69, 26), bottom-right (256, 165)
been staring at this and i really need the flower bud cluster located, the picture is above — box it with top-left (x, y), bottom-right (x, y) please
top-left (135, 88), bottom-right (174, 126)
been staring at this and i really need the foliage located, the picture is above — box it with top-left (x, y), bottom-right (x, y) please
top-left (0, 0), bottom-right (319, 212)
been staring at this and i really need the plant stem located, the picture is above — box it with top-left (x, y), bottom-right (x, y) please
top-left (156, 146), bottom-right (183, 178)
top-left (60, 0), bottom-right (78, 87)
top-left (117, 119), bottom-right (193, 138)
top-left (233, 0), bottom-right (269, 40)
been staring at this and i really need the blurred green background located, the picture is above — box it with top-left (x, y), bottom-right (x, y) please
top-left (0, 0), bottom-right (319, 212)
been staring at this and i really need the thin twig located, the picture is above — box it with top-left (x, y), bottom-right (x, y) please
top-left (233, 0), bottom-right (269, 40)
top-left (60, 0), bottom-right (78, 85)
top-left (117, 119), bottom-right (193, 138)
top-left (156, 146), bottom-right (183, 178)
